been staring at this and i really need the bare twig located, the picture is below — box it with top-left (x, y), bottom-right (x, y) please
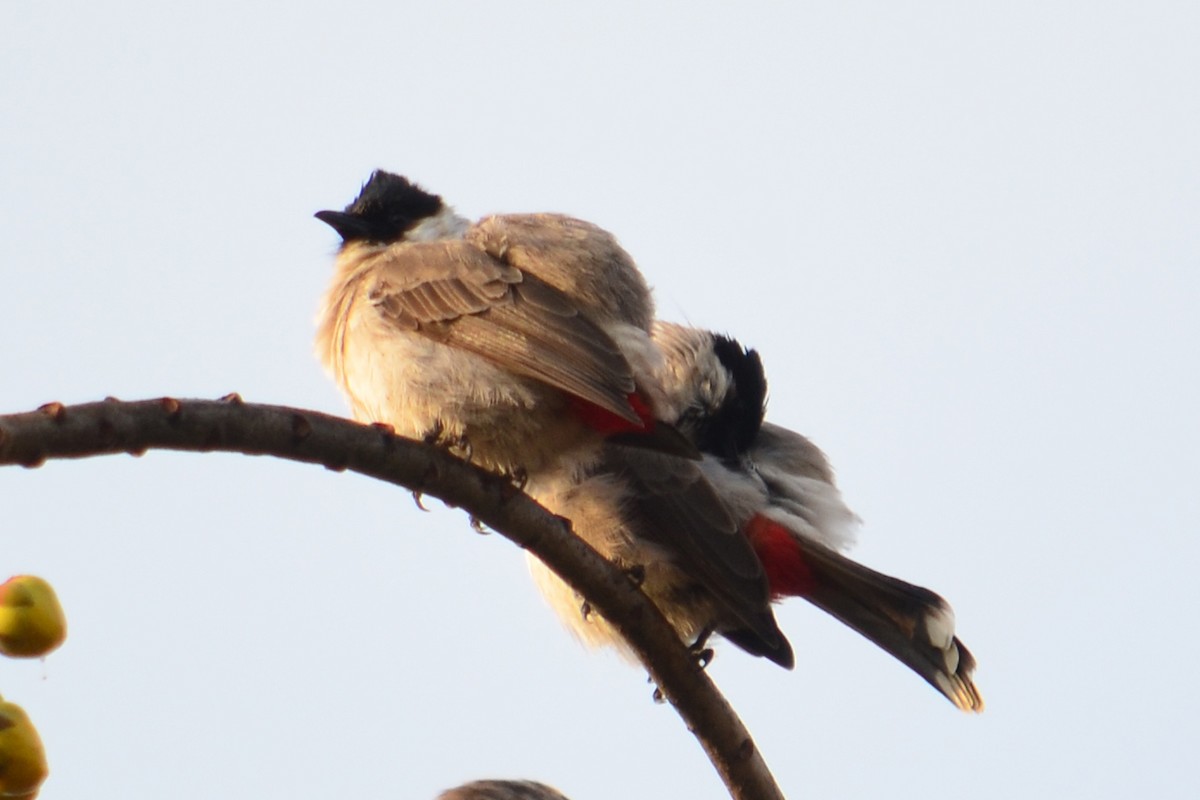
top-left (0, 397), bottom-right (784, 800)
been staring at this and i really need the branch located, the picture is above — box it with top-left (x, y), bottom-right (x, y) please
top-left (0, 397), bottom-right (785, 800)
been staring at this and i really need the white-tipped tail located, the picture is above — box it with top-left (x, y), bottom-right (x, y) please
top-left (792, 538), bottom-right (984, 712)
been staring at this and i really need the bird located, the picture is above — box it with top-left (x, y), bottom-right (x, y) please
top-left (436, 780), bottom-right (571, 800)
top-left (315, 170), bottom-right (693, 478)
top-left (644, 320), bottom-right (983, 710)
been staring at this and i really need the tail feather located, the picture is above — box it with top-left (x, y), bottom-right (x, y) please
top-left (802, 542), bottom-right (982, 711)
top-left (758, 522), bottom-right (983, 711)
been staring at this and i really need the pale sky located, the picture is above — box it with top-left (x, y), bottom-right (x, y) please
top-left (3, 3), bottom-right (1198, 798)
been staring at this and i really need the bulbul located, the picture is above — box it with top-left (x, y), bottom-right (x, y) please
top-left (647, 321), bottom-right (984, 711)
top-left (315, 170), bottom-right (692, 476)
top-left (436, 781), bottom-right (570, 800)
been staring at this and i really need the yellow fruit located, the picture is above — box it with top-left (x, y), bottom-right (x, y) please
top-left (0, 577), bottom-right (66, 659)
top-left (0, 695), bottom-right (48, 799)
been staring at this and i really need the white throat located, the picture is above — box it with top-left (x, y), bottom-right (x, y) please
top-left (406, 204), bottom-right (470, 241)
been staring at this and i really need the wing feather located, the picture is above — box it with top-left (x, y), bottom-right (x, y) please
top-left (366, 241), bottom-right (641, 423)
top-left (605, 446), bottom-right (790, 662)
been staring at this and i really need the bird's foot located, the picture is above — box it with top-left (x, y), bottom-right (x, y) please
top-left (688, 625), bottom-right (716, 669)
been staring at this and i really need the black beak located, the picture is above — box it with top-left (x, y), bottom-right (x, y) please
top-left (315, 210), bottom-right (370, 242)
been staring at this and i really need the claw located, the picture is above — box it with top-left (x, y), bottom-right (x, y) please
top-left (498, 468), bottom-right (528, 502)
top-left (625, 564), bottom-right (646, 588)
top-left (580, 600), bottom-right (592, 621)
top-left (469, 516), bottom-right (488, 534)
top-left (422, 421), bottom-right (444, 445)
top-left (651, 686), bottom-right (666, 704)
top-left (510, 466), bottom-right (529, 491)
top-left (412, 491), bottom-right (430, 512)
top-left (688, 624), bottom-right (715, 665)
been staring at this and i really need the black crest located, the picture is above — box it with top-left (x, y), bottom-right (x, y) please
top-left (696, 335), bottom-right (768, 462)
top-left (315, 170), bottom-right (443, 244)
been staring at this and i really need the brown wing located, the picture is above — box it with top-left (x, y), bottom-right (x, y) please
top-left (603, 445), bottom-right (793, 666)
top-left (465, 214), bottom-right (655, 330)
top-left (365, 240), bottom-right (641, 424)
